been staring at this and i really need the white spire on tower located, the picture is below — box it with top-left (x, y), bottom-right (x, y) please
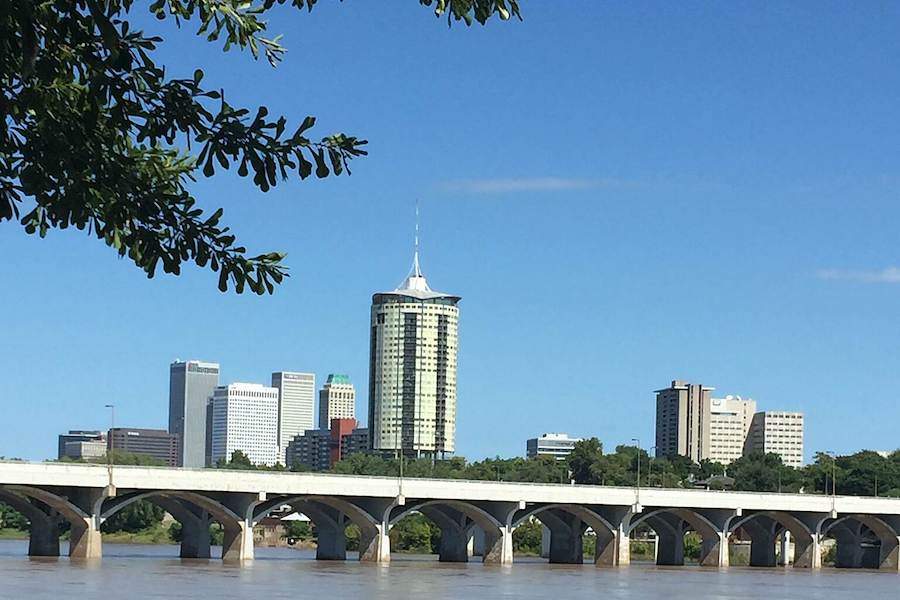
top-left (398, 200), bottom-right (431, 293)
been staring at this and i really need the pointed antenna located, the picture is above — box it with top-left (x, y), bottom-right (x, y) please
top-left (413, 199), bottom-right (422, 277)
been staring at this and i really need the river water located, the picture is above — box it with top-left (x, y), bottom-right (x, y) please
top-left (1, 540), bottom-right (897, 599)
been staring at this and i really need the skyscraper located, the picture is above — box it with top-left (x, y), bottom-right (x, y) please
top-left (210, 382), bottom-right (280, 466)
top-left (168, 360), bottom-right (219, 467)
top-left (708, 396), bottom-right (756, 464)
top-left (654, 380), bottom-right (714, 462)
top-left (368, 244), bottom-right (460, 459)
top-left (319, 374), bottom-right (356, 429)
top-left (271, 371), bottom-right (315, 462)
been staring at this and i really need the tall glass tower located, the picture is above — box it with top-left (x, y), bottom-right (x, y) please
top-left (368, 247), bottom-right (460, 459)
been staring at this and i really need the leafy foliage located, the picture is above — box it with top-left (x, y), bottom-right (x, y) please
top-left (2, 0), bottom-right (519, 293)
top-left (512, 518), bottom-right (542, 555)
top-left (101, 500), bottom-right (165, 533)
top-left (216, 449), bottom-right (286, 470)
top-left (390, 513), bottom-right (440, 554)
top-left (0, 502), bottom-right (29, 531)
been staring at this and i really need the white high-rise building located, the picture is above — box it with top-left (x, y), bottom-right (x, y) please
top-left (319, 374), bottom-right (356, 428)
top-left (368, 243), bottom-right (460, 459)
top-left (747, 411), bottom-right (805, 468)
top-left (210, 383), bottom-right (279, 466)
top-left (271, 372), bottom-right (315, 462)
top-left (708, 396), bottom-right (756, 464)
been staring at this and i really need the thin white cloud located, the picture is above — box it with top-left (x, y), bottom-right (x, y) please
top-left (815, 267), bottom-right (900, 284)
top-left (438, 177), bottom-right (630, 194)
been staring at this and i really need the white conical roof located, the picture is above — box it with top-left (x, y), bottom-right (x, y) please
top-left (397, 249), bottom-right (432, 293)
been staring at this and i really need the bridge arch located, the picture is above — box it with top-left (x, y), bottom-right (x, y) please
top-left (728, 511), bottom-right (819, 568)
top-left (512, 503), bottom-right (618, 565)
top-left (383, 499), bottom-right (515, 563)
top-left (821, 514), bottom-right (900, 570)
top-left (98, 490), bottom-right (250, 560)
top-left (0, 484), bottom-right (102, 558)
top-left (0, 488), bottom-right (67, 557)
top-left (628, 507), bottom-right (724, 567)
top-left (249, 494), bottom-right (387, 561)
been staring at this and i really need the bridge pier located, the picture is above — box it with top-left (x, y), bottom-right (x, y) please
top-left (28, 514), bottom-right (62, 557)
top-left (0, 489), bottom-right (62, 557)
top-left (68, 488), bottom-right (108, 560)
top-left (540, 509), bottom-right (585, 564)
top-left (219, 492), bottom-right (266, 562)
top-left (179, 514), bottom-right (212, 559)
top-left (646, 513), bottom-right (684, 565)
top-left (614, 520), bottom-right (631, 566)
top-left (482, 525), bottom-right (514, 565)
top-left (69, 517), bottom-right (103, 559)
top-left (419, 506), bottom-right (470, 562)
top-left (743, 517), bottom-right (778, 567)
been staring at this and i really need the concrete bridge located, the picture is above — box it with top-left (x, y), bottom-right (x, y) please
top-left (2, 461), bottom-right (900, 570)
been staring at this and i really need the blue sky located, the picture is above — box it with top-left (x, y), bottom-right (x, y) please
top-left (2, 2), bottom-right (899, 462)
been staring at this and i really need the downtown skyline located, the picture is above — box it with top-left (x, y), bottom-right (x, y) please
top-left (2, 2), bottom-right (899, 462)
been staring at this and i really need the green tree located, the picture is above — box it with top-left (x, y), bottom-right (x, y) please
top-left (283, 520), bottom-right (313, 542)
top-left (101, 500), bottom-right (165, 533)
top-left (2, 0), bottom-right (520, 294)
top-left (390, 513), bottom-right (438, 554)
top-left (331, 453), bottom-right (397, 476)
top-left (0, 502), bottom-right (29, 531)
top-left (217, 449), bottom-right (253, 469)
top-left (727, 452), bottom-right (798, 493)
top-left (567, 438), bottom-right (603, 484)
top-left (512, 518), bottom-right (542, 555)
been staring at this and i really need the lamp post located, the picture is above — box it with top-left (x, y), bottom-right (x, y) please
top-left (825, 450), bottom-right (837, 513)
top-left (632, 438), bottom-right (641, 507)
top-left (104, 404), bottom-right (115, 489)
top-left (649, 446), bottom-right (657, 486)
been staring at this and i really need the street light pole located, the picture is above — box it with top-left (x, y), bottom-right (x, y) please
top-left (649, 446), bottom-right (657, 486)
top-left (632, 438), bottom-right (641, 507)
top-left (825, 450), bottom-right (836, 513)
top-left (104, 404), bottom-right (115, 489)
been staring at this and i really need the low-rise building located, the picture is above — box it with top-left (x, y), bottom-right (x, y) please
top-left (63, 439), bottom-right (107, 460)
top-left (108, 428), bottom-right (179, 466)
top-left (58, 430), bottom-right (104, 460)
top-left (526, 433), bottom-right (582, 460)
top-left (286, 419), bottom-right (369, 471)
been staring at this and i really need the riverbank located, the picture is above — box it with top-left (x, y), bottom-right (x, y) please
top-left (0, 529), bottom-right (27, 540)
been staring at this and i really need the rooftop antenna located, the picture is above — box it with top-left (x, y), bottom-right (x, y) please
top-left (413, 199), bottom-right (422, 276)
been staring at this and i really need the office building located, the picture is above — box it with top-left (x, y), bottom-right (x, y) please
top-left (319, 374), bottom-right (356, 429)
top-left (368, 245), bottom-right (460, 458)
top-left (526, 433), bottom-right (582, 460)
top-left (343, 426), bottom-right (369, 458)
top-left (746, 411), bottom-right (805, 468)
top-left (286, 418), bottom-right (370, 471)
top-left (271, 371), bottom-right (315, 463)
top-left (708, 396), bottom-right (757, 464)
top-left (57, 430), bottom-right (104, 460)
top-left (286, 429), bottom-right (331, 472)
top-left (210, 383), bottom-right (280, 467)
top-left (107, 428), bottom-right (179, 466)
top-left (168, 360), bottom-right (220, 467)
top-left (62, 439), bottom-right (107, 460)
top-left (655, 380), bottom-right (714, 462)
